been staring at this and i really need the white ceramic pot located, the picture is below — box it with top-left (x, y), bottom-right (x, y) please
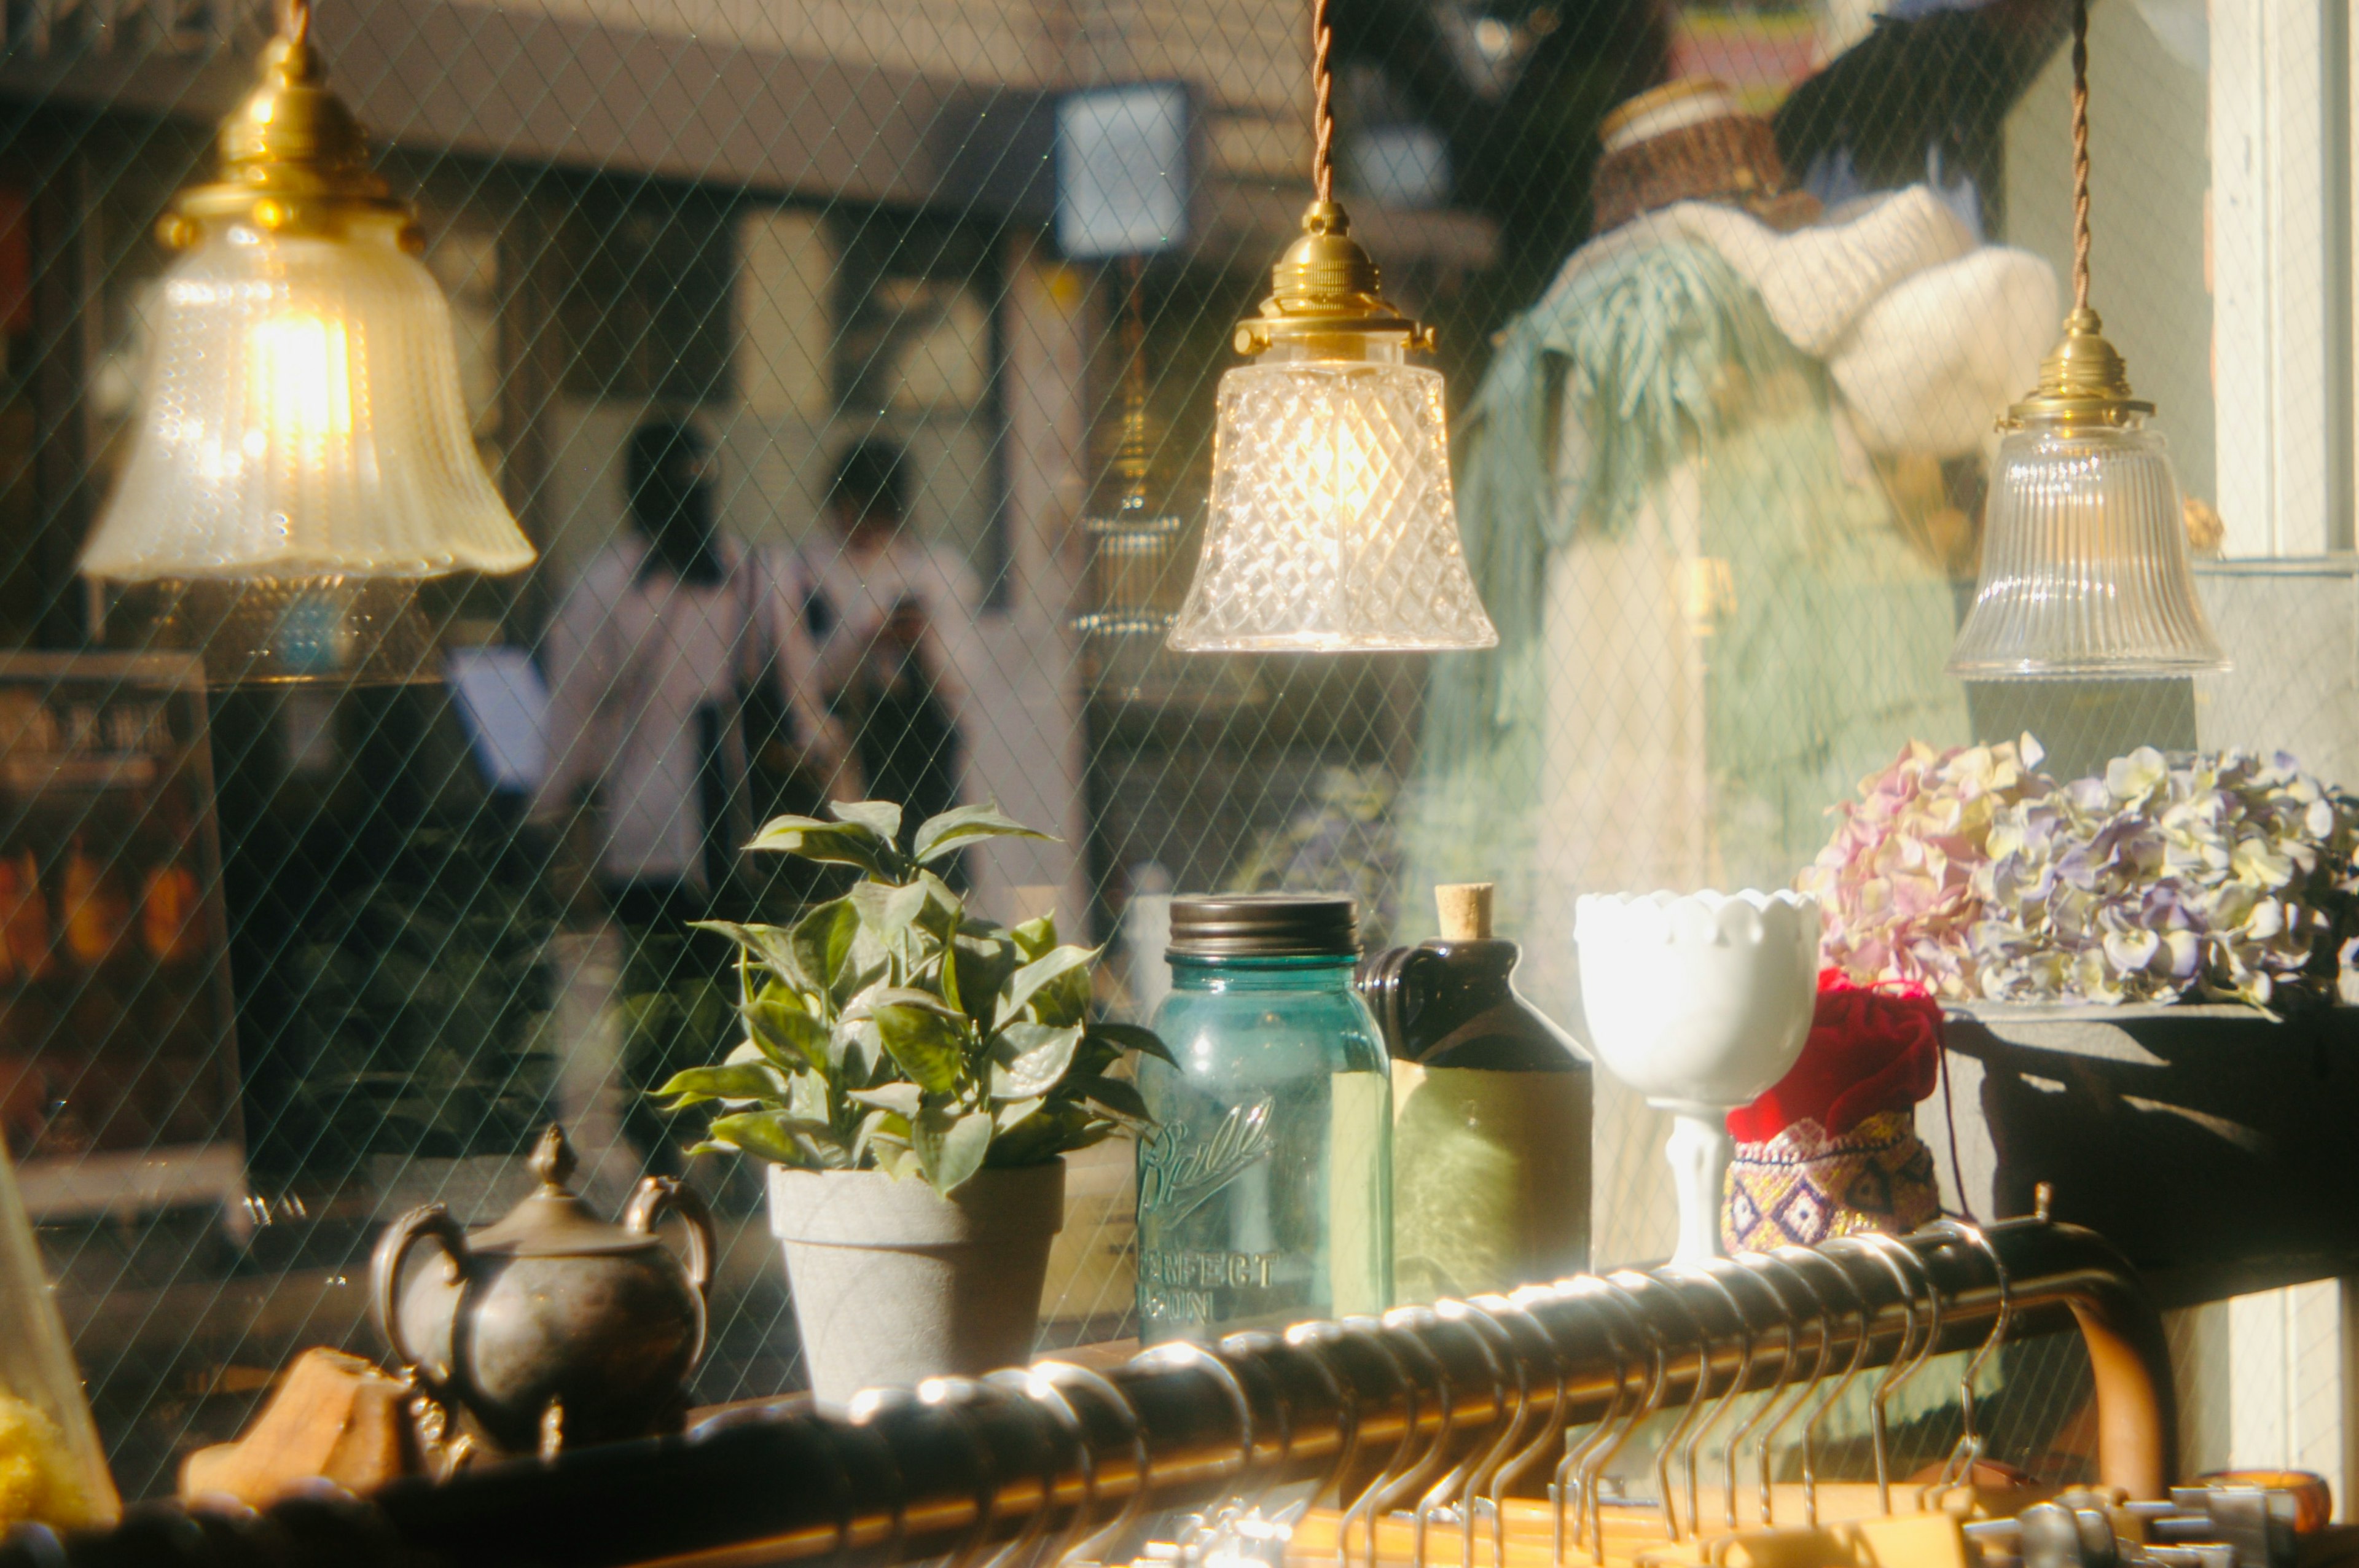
top-left (1574, 889), bottom-right (1820, 1266)
top-left (767, 1160), bottom-right (1065, 1407)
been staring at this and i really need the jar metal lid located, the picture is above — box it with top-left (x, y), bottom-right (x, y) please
top-left (1167, 893), bottom-right (1359, 958)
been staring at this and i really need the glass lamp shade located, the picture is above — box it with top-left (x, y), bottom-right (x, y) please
top-left (1947, 414), bottom-right (2228, 679)
top-left (1168, 339), bottom-right (1497, 653)
top-left (79, 217), bottom-right (535, 587)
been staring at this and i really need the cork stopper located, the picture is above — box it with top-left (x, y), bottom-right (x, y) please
top-left (1434, 883), bottom-right (1494, 941)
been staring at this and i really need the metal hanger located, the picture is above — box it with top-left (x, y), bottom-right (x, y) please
top-left (1129, 1342), bottom-right (1258, 1564)
top-left (1733, 1249), bottom-right (1834, 1527)
top-left (1473, 1287), bottom-right (1579, 1568)
top-left (1383, 1303), bottom-right (1503, 1568)
top-left (1606, 1270), bottom-right (1710, 1543)
top-left (1826, 1235), bottom-right (1935, 1514)
top-left (1028, 1360), bottom-right (1153, 1568)
top-left (1570, 1275), bottom-right (1677, 1559)
top-left (1713, 1252), bottom-right (1804, 1531)
top-left (1549, 1278), bottom-right (1653, 1568)
top-left (984, 1368), bottom-right (1090, 1568)
top-left (1662, 1262), bottom-right (1758, 1540)
top-left (1430, 1297), bottom-right (1533, 1568)
top-left (909, 1377), bottom-right (1019, 1568)
top-left (1915, 1220), bottom-right (2012, 1508)
top-left (1280, 1320), bottom-right (1367, 1519)
top-left (1779, 1246), bottom-right (1877, 1527)
top-left (842, 1384), bottom-right (925, 1568)
top-left (1332, 1316), bottom-right (1426, 1568)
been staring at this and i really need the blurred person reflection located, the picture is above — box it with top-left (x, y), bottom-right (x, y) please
top-left (801, 439), bottom-right (981, 875)
top-left (536, 419), bottom-right (839, 927)
top-left (535, 421), bottom-right (840, 1175)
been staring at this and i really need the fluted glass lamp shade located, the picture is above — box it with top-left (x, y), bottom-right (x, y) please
top-left (78, 14), bottom-right (534, 685)
top-left (1947, 310), bottom-right (2226, 680)
top-left (84, 226), bottom-right (532, 585)
top-left (1947, 415), bottom-right (2228, 679)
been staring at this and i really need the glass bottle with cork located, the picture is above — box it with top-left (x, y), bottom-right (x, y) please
top-left (1134, 894), bottom-right (1391, 1341)
top-left (1359, 882), bottom-right (1591, 1301)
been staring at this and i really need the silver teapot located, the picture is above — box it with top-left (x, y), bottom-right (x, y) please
top-left (370, 1125), bottom-right (714, 1457)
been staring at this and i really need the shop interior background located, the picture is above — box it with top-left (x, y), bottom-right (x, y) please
top-left (0, 0), bottom-right (2349, 1507)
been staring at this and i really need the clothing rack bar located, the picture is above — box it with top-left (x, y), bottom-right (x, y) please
top-left (0, 1217), bottom-right (2172, 1568)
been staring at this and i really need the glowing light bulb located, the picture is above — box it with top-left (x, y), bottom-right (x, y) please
top-left (248, 311), bottom-right (356, 456)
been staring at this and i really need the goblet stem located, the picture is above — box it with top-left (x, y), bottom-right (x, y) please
top-left (1664, 1110), bottom-right (1732, 1266)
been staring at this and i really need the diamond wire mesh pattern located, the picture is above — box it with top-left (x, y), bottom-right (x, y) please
top-left (0, 0), bottom-right (2299, 1508)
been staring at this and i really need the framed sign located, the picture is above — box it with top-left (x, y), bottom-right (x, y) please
top-left (1055, 81), bottom-right (1192, 260)
top-left (0, 653), bottom-right (245, 1223)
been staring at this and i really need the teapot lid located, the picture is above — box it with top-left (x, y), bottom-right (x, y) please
top-left (467, 1125), bottom-right (665, 1257)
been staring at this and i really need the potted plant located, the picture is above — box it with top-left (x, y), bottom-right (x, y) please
top-left (655, 800), bottom-right (1168, 1404)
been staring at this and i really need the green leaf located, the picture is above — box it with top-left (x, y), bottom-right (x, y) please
top-left (912, 803), bottom-right (1054, 865)
top-left (1084, 1021), bottom-right (1177, 1067)
top-left (1073, 1075), bottom-right (1151, 1122)
top-left (987, 1101), bottom-right (1101, 1166)
top-left (848, 1082), bottom-right (924, 1117)
top-left (1009, 914), bottom-right (1057, 963)
top-left (995, 944), bottom-right (1100, 1030)
top-left (913, 1105), bottom-right (995, 1193)
top-left (939, 931), bottom-right (964, 1016)
top-left (789, 1068), bottom-right (831, 1125)
top-left (831, 799), bottom-right (906, 845)
top-left (994, 1096), bottom-right (1045, 1131)
top-left (855, 1107), bottom-right (912, 1163)
top-left (748, 991), bottom-right (830, 1070)
top-left (835, 1016), bottom-right (885, 1083)
top-left (952, 931), bottom-right (1019, 1021)
top-left (653, 1061), bottom-right (791, 1107)
top-left (791, 899), bottom-right (862, 1002)
top-left (746, 816), bottom-right (901, 878)
top-left (704, 1110), bottom-right (835, 1166)
top-left (909, 870), bottom-right (967, 941)
top-left (867, 996), bottom-right (968, 1095)
top-left (987, 1022), bottom-right (1084, 1101)
top-left (690, 919), bottom-right (804, 981)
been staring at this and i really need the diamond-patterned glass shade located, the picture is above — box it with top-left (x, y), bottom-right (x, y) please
top-left (1168, 343), bottom-right (1498, 652)
top-left (1948, 416), bottom-right (2228, 679)
top-left (79, 218), bottom-right (536, 585)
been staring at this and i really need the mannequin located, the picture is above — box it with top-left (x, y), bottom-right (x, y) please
top-left (1404, 79), bottom-right (2056, 1263)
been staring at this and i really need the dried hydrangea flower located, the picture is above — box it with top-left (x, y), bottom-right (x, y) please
top-left (1805, 740), bottom-right (2359, 1012)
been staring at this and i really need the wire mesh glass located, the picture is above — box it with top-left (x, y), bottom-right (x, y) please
top-left (0, 0), bottom-right (2311, 1510)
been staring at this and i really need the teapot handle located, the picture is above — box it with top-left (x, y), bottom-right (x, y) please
top-left (626, 1175), bottom-right (716, 1297)
top-left (371, 1204), bottom-right (471, 1395)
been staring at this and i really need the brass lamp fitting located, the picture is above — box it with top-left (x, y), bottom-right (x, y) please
top-left (1234, 201), bottom-right (1437, 356)
top-left (2006, 306), bottom-right (2153, 429)
top-left (157, 4), bottom-right (418, 251)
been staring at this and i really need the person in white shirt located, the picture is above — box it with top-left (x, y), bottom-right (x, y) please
top-left (800, 440), bottom-right (982, 873)
top-left (534, 421), bottom-right (835, 933)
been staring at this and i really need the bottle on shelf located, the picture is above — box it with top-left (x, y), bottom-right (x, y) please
top-left (1136, 894), bottom-right (1390, 1341)
top-left (1358, 882), bottom-right (1592, 1301)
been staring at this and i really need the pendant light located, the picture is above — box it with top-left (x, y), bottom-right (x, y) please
top-left (1947, 0), bottom-right (2226, 680)
top-left (1078, 259), bottom-right (1261, 706)
top-left (79, 0), bottom-right (536, 685)
top-left (1165, 0), bottom-right (1496, 654)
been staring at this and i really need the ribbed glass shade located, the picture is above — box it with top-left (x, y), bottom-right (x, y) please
top-left (1948, 416), bottom-right (2228, 679)
top-left (1168, 340), bottom-right (1497, 652)
top-left (79, 218), bottom-right (535, 583)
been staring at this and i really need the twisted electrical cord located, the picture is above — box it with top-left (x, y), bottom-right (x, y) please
top-left (2071, 0), bottom-right (2091, 312)
top-left (1312, 0), bottom-right (1335, 204)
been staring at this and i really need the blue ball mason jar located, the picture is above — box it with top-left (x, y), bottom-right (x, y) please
top-left (1136, 894), bottom-right (1391, 1341)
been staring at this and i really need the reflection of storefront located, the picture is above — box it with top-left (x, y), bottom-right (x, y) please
top-left (0, 0), bottom-right (1501, 1486)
